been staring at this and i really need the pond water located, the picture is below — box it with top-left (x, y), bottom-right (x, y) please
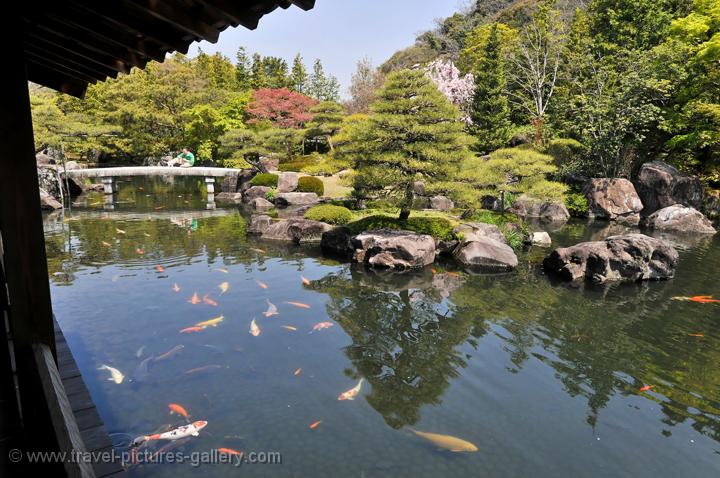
top-left (44, 177), bottom-right (720, 477)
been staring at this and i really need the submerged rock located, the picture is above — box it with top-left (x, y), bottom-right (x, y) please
top-left (351, 229), bottom-right (436, 270)
top-left (635, 161), bottom-right (704, 215)
top-left (454, 237), bottom-right (518, 271)
top-left (529, 231), bottom-right (552, 247)
top-left (261, 218), bottom-right (332, 244)
top-left (641, 205), bottom-right (716, 234)
top-left (542, 234), bottom-right (678, 283)
top-left (509, 196), bottom-right (570, 223)
top-left (275, 192), bottom-right (319, 207)
top-left (584, 178), bottom-right (644, 225)
top-left (39, 188), bottom-right (62, 210)
top-left (215, 192), bottom-right (243, 203)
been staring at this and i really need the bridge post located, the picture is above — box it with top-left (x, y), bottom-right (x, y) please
top-left (205, 177), bottom-right (216, 210)
top-left (101, 178), bottom-right (114, 195)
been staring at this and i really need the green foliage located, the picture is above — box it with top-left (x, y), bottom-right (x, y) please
top-left (265, 188), bottom-right (277, 202)
top-left (346, 215), bottom-right (456, 241)
top-left (337, 69), bottom-right (474, 218)
top-left (544, 138), bottom-right (589, 177)
top-left (306, 59), bottom-right (341, 102)
top-left (306, 101), bottom-right (346, 152)
top-left (217, 128), bottom-right (266, 169)
top-left (251, 173), bottom-right (279, 187)
top-left (291, 54), bottom-right (308, 93)
top-left (297, 176), bottom-right (325, 196)
top-left (304, 204), bottom-right (353, 225)
top-left (565, 190), bottom-right (590, 217)
top-left (467, 210), bottom-right (529, 249)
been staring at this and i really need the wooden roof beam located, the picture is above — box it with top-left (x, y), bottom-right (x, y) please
top-left (25, 57), bottom-right (96, 97)
top-left (23, 41), bottom-right (120, 80)
top-left (127, 0), bottom-right (221, 43)
top-left (67, 0), bottom-right (191, 53)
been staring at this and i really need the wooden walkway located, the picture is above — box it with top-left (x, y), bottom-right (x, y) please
top-left (55, 321), bottom-right (125, 477)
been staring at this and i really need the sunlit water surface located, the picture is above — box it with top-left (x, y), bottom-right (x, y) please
top-left (44, 177), bottom-right (720, 477)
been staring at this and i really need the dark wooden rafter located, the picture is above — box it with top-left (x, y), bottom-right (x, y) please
top-left (20, 0), bottom-right (316, 97)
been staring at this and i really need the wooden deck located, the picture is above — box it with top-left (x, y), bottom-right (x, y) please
top-left (65, 166), bottom-right (243, 179)
top-left (55, 321), bottom-right (124, 477)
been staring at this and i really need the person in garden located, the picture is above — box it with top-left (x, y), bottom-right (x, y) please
top-left (168, 148), bottom-right (195, 168)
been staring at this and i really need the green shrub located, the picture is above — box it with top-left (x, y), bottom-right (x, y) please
top-left (304, 204), bottom-right (354, 225)
top-left (250, 173), bottom-right (279, 187)
top-left (565, 190), bottom-right (589, 217)
top-left (265, 188), bottom-right (277, 201)
top-left (297, 176), bottom-right (325, 196)
top-left (346, 215), bottom-right (455, 241)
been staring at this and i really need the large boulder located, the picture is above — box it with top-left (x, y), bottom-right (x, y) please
top-left (351, 230), bottom-right (436, 270)
top-left (543, 234), bottom-right (678, 283)
top-left (219, 173), bottom-right (240, 193)
top-left (63, 161), bottom-right (81, 171)
top-left (277, 172), bottom-right (299, 193)
top-left (584, 178), bottom-right (644, 225)
top-left (635, 161), bottom-right (704, 215)
top-left (430, 195), bottom-right (454, 211)
top-left (454, 222), bottom-right (506, 244)
top-left (528, 231), bottom-right (552, 247)
top-left (39, 188), bottom-right (62, 210)
top-left (260, 157), bottom-right (279, 172)
top-left (509, 196), bottom-right (570, 223)
top-left (242, 186), bottom-right (270, 203)
top-left (454, 237), bottom-right (518, 271)
top-left (261, 218), bottom-right (332, 244)
top-left (37, 166), bottom-right (60, 199)
top-left (642, 205), bottom-right (716, 234)
top-left (275, 192), bottom-right (319, 207)
top-left (215, 192), bottom-right (243, 203)
top-left (36, 151), bottom-right (54, 165)
top-left (248, 215), bottom-right (272, 235)
top-left (250, 197), bottom-right (275, 210)
top-left (321, 227), bottom-right (355, 258)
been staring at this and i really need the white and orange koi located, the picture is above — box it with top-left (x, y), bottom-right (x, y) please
top-left (263, 299), bottom-right (278, 317)
top-left (219, 282), bottom-right (229, 294)
top-left (301, 275), bottom-right (311, 286)
top-left (338, 378), bottom-right (364, 401)
top-left (132, 421), bottom-right (207, 447)
top-left (310, 322), bottom-right (334, 333)
top-left (172, 283), bottom-right (181, 293)
top-left (250, 319), bottom-right (261, 337)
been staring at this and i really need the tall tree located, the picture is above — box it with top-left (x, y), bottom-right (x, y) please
top-left (262, 56), bottom-right (291, 89)
top-left (306, 101), bottom-right (346, 151)
top-left (290, 54), bottom-right (308, 93)
top-left (339, 69), bottom-right (474, 219)
top-left (235, 47), bottom-right (252, 90)
top-left (347, 58), bottom-right (385, 114)
top-left (250, 53), bottom-right (267, 89)
top-left (468, 23), bottom-right (513, 154)
top-left (307, 59), bottom-right (341, 102)
top-left (245, 88), bottom-right (317, 129)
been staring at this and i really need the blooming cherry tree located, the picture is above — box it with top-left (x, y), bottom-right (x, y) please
top-left (426, 59), bottom-right (475, 122)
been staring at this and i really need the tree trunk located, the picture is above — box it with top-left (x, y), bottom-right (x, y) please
top-left (399, 209), bottom-right (411, 220)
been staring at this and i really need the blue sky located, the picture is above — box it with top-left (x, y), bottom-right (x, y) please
top-left (188, 0), bottom-right (466, 97)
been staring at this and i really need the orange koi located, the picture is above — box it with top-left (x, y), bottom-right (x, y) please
top-left (217, 448), bottom-right (243, 456)
top-left (189, 292), bottom-right (201, 305)
top-left (309, 420), bottom-right (322, 430)
top-left (196, 316), bottom-right (224, 328)
top-left (184, 365), bottom-right (222, 375)
top-left (294, 368), bottom-right (302, 376)
top-left (155, 265), bottom-right (165, 273)
top-left (301, 275), bottom-right (311, 286)
top-left (219, 282), bottom-right (229, 294)
top-left (688, 333), bottom-right (705, 337)
top-left (168, 403), bottom-right (189, 419)
top-left (690, 295), bottom-right (720, 304)
top-left (311, 322), bottom-right (334, 333)
top-left (285, 301), bottom-right (311, 309)
top-left (202, 295), bottom-right (218, 307)
top-left (639, 385), bottom-right (654, 392)
top-left (172, 283), bottom-right (181, 293)
top-left (256, 280), bottom-right (268, 289)
top-left (136, 248), bottom-right (145, 255)
top-left (338, 378), bottom-right (364, 401)
top-left (180, 326), bottom-right (205, 334)
top-left (282, 325), bottom-right (297, 331)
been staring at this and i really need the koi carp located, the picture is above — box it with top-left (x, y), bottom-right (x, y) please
top-left (338, 378), bottom-right (364, 401)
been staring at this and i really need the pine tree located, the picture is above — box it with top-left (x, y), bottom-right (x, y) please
top-left (262, 56), bottom-right (290, 89)
top-left (290, 54), bottom-right (308, 93)
top-left (306, 101), bottom-right (346, 151)
top-left (307, 59), bottom-right (340, 102)
top-left (250, 53), bottom-right (266, 89)
top-left (235, 47), bottom-right (252, 90)
top-left (339, 69), bottom-right (474, 219)
top-left (469, 23), bottom-right (512, 154)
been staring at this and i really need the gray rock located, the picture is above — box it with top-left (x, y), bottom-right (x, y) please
top-left (635, 161), bottom-right (704, 215)
top-left (413, 181), bottom-right (426, 196)
top-left (543, 234), bottom-right (678, 283)
top-left (642, 205), bottom-right (716, 234)
top-left (261, 218), bottom-right (332, 244)
top-left (321, 227), bottom-right (355, 258)
top-left (63, 160), bottom-right (81, 171)
top-left (430, 195), bottom-right (454, 211)
top-left (454, 237), bottom-right (518, 271)
top-left (39, 188), bottom-right (62, 210)
top-left (260, 157), bottom-right (279, 172)
top-left (242, 186), bottom-right (271, 203)
top-left (220, 173), bottom-right (240, 193)
top-left (435, 238), bottom-right (460, 256)
top-left (275, 192), bottom-right (319, 207)
top-left (529, 231), bottom-right (552, 247)
top-left (250, 197), bottom-right (274, 210)
top-left (509, 196), bottom-right (570, 223)
top-left (215, 192), bottom-right (243, 203)
top-left (481, 195), bottom-right (503, 212)
top-left (37, 166), bottom-right (61, 199)
top-left (454, 222), bottom-right (506, 245)
top-left (584, 178), bottom-right (643, 225)
top-left (351, 230), bottom-right (436, 270)
top-left (248, 215), bottom-right (272, 235)
top-left (277, 172), bottom-right (299, 193)
top-left (36, 151), bottom-right (54, 165)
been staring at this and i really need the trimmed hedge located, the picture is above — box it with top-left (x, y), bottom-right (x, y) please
top-left (304, 204), bottom-right (354, 225)
top-left (297, 176), bottom-right (324, 196)
top-left (250, 173), bottom-right (279, 187)
top-left (346, 215), bottom-right (455, 241)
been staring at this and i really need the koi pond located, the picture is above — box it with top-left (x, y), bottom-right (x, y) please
top-left (44, 177), bottom-right (720, 477)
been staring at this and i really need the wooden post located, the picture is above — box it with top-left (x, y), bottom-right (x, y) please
top-left (0, 22), bottom-right (60, 459)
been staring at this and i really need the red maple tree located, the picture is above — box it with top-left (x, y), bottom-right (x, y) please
top-left (246, 88), bottom-right (317, 129)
